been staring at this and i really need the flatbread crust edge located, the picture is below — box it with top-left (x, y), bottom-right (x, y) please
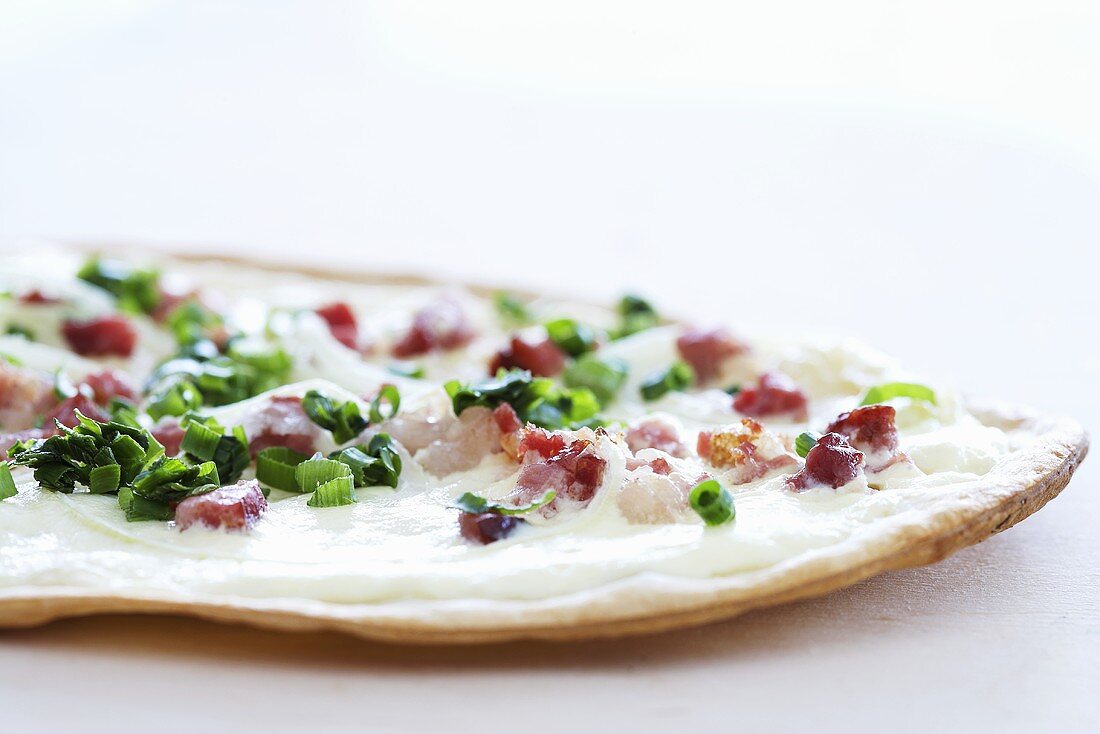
top-left (0, 249), bottom-right (1089, 644)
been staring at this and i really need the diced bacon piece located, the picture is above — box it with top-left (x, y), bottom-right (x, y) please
top-left (515, 427), bottom-right (567, 462)
top-left (0, 364), bottom-right (56, 431)
top-left (510, 439), bottom-right (607, 518)
top-left (625, 416), bottom-right (687, 457)
top-left (786, 433), bottom-right (865, 491)
top-left (152, 419), bottom-right (186, 456)
top-left (488, 335), bottom-right (566, 377)
top-left (415, 406), bottom-right (507, 476)
top-left (43, 394), bottom-right (110, 428)
top-left (19, 289), bottom-right (60, 305)
top-left (676, 327), bottom-right (748, 383)
top-left (696, 418), bottom-right (797, 484)
top-left (316, 302), bottom-right (359, 350)
top-left (492, 403), bottom-right (522, 434)
top-left (243, 396), bottom-right (319, 458)
top-left (733, 372), bottom-right (808, 420)
top-left (61, 315), bottom-right (137, 358)
top-left (826, 405), bottom-right (899, 455)
top-left (458, 512), bottom-right (520, 545)
top-left (175, 479), bottom-right (268, 531)
top-left (0, 428), bottom-right (51, 460)
top-left (81, 369), bottom-right (136, 405)
top-left (392, 298), bottom-right (476, 357)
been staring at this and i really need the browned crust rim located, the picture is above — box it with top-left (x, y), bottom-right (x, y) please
top-left (0, 245), bottom-right (1089, 644)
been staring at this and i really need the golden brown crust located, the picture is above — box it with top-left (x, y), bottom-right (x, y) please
top-left (0, 245), bottom-right (1089, 643)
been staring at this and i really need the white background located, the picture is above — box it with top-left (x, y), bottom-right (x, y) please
top-left (0, 2), bottom-right (1097, 732)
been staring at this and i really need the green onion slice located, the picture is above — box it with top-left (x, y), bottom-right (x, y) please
top-left (493, 292), bottom-right (532, 325)
top-left (88, 463), bottom-right (122, 494)
top-left (369, 384), bottom-right (401, 424)
top-left (295, 455), bottom-right (353, 494)
top-left (639, 361), bottom-right (695, 401)
top-left (256, 447), bottom-right (309, 492)
top-left (0, 464), bottom-right (17, 501)
top-left (451, 489), bottom-right (556, 516)
top-left (180, 420), bottom-right (221, 460)
top-left (859, 382), bottom-right (937, 407)
top-left (306, 476), bottom-right (357, 508)
top-left (544, 318), bottom-right (598, 357)
top-left (563, 355), bottom-right (628, 405)
top-left (795, 431), bottom-right (822, 458)
top-left (689, 479), bottom-right (735, 526)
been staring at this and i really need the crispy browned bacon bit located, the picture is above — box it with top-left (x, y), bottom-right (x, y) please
top-left (0, 364), bottom-right (56, 432)
top-left (61, 315), bottom-right (137, 358)
top-left (175, 479), bottom-right (268, 532)
top-left (492, 403), bottom-right (522, 434)
top-left (696, 418), bottom-right (797, 484)
top-left (152, 419), bottom-right (186, 456)
top-left (488, 334), bottom-right (567, 377)
top-left (316, 302), bottom-right (359, 349)
top-left (458, 511), bottom-right (520, 545)
top-left (786, 433), bottom-right (865, 491)
top-left (676, 327), bottom-right (748, 383)
top-left (243, 396), bottom-right (319, 458)
top-left (511, 439), bottom-right (607, 517)
top-left (81, 370), bottom-right (136, 405)
top-left (733, 372), bottom-right (808, 420)
top-left (19, 289), bottom-right (60, 305)
top-left (392, 298), bottom-right (476, 358)
top-left (625, 417), bottom-right (687, 457)
top-left (43, 394), bottom-right (110, 428)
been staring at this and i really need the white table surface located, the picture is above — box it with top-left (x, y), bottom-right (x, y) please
top-left (0, 3), bottom-right (1097, 732)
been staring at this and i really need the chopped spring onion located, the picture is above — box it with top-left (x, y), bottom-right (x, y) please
top-left (859, 382), bottom-right (937, 407)
top-left (88, 463), bottom-right (122, 494)
top-left (256, 446), bottom-right (310, 491)
top-left (451, 488), bottom-right (556, 516)
top-left (640, 361), bottom-right (695, 401)
top-left (180, 419), bottom-right (221, 460)
top-left (302, 390), bottom-right (369, 444)
top-left (369, 384), bottom-right (401, 423)
top-left (795, 431), bottom-right (823, 458)
top-left (612, 294), bottom-right (659, 339)
top-left (563, 355), bottom-right (628, 404)
top-left (117, 485), bottom-right (173, 522)
top-left (493, 292), bottom-right (532, 324)
top-left (446, 369), bottom-right (602, 430)
top-left (0, 463), bottom-right (17, 501)
top-left (388, 362), bottom-right (425, 379)
top-left (77, 257), bottom-right (162, 315)
top-left (147, 378), bottom-right (203, 420)
top-left (295, 455), bottom-right (353, 494)
top-left (5, 324), bottom-right (34, 340)
top-left (306, 476), bottom-right (357, 508)
top-left (545, 318), bottom-right (598, 357)
top-left (331, 433), bottom-right (402, 488)
top-left (689, 479), bottom-right (735, 526)
top-left (52, 369), bottom-right (78, 401)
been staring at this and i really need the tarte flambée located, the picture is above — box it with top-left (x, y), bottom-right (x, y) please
top-left (0, 245), bottom-right (1087, 643)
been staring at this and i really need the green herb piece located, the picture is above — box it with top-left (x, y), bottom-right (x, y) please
top-left (563, 355), bottom-right (628, 404)
top-left (795, 431), bottom-right (823, 459)
top-left (130, 457), bottom-right (220, 504)
top-left (53, 369), bottom-right (78, 401)
top-left (544, 318), bottom-right (598, 357)
top-left (180, 416), bottom-right (249, 485)
top-left (117, 485), bottom-right (173, 522)
top-left (0, 353), bottom-right (23, 366)
top-left (0, 464), bottom-right (17, 501)
top-left (689, 479), bottom-right (735, 526)
top-left (369, 385), bottom-right (401, 424)
top-left (306, 475), bottom-right (357, 508)
top-left (446, 369), bottom-right (602, 430)
top-left (147, 344), bottom-right (292, 409)
top-left (107, 399), bottom-right (142, 429)
top-left (146, 377), bottom-right (203, 420)
top-left (388, 362), bottom-right (425, 379)
top-left (612, 294), bottom-right (659, 339)
top-left (493, 292), bottom-right (532, 325)
top-left (77, 257), bottom-right (161, 315)
top-left (859, 382), bottom-right (937, 407)
top-left (302, 390), bottom-right (369, 444)
top-left (255, 446), bottom-right (309, 492)
top-left (639, 361), bottom-right (695, 401)
top-left (5, 324), bottom-right (34, 340)
top-left (724, 384), bottom-right (741, 395)
top-left (88, 463), bottom-right (122, 494)
top-left (295, 455), bottom-right (353, 493)
top-left (165, 301), bottom-right (223, 346)
top-left (330, 433), bottom-right (402, 488)
top-left (451, 488), bottom-right (556, 516)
